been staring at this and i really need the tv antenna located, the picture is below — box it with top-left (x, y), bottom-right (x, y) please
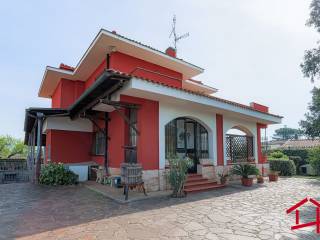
top-left (169, 15), bottom-right (189, 52)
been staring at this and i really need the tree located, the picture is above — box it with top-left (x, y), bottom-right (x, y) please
top-left (272, 126), bottom-right (303, 140)
top-left (300, 87), bottom-right (320, 138)
top-left (301, 0), bottom-right (320, 82)
top-left (0, 135), bottom-right (27, 159)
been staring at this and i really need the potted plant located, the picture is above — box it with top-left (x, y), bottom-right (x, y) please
top-left (257, 175), bottom-right (264, 184)
top-left (167, 155), bottom-right (193, 198)
top-left (231, 164), bottom-right (259, 187)
top-left (268, 171), bottom-right (279, 182)
top-left (218, 170), bottom-right (229, 185)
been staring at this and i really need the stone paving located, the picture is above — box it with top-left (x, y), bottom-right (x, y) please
top-left (1, 178), bottom-right (320, 240)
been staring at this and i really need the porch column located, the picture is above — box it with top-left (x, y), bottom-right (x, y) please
top-left (257, 123), bottom-right (267, 164)
top-left (216, 114), bottom-right (224, 166)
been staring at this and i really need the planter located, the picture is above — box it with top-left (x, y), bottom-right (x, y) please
top-left (220, 177), bottom-right (227, 185)
top-left (257, 176), bottom-right (264, 184)
top-left (241, 177), bottom-right (253, 187)
top-left (268, 174), bottom-right (278, 182)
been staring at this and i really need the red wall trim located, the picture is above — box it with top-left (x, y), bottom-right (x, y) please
top-left (216, 114), bottom-right (224, 166)
top-left (250, 102), bottom-right (269, 113)
top-left (257, 123), bottom-right (267, 164)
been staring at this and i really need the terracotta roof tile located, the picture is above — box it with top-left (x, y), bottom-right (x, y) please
top-left (105, 69), bottom-right (282, 119)
top-left (281, 139), bottom-right (320, 149)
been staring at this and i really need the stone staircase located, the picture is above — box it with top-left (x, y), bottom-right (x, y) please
top-left (184, 174), bottom-right (225, 194)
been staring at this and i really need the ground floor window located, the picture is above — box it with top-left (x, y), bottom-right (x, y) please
top-left (93, 131), bottom-right (105, 155)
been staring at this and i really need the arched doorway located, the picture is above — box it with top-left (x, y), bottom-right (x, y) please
top-left (226, 126), bottom-right (254, 163)
top-left (165, 117), bottom-right (209, 173)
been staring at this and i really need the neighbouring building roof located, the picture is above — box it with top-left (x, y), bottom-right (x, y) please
top-left (281, 139), bottom-right (320, 149)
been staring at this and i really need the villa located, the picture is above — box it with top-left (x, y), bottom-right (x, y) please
top-left (24, 29), bottom-right (282, 192)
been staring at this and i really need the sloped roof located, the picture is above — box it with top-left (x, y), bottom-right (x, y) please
top-left (281, 139), bottom-right (320, 149)
top-left (105, 69), bottom-right (282, 119)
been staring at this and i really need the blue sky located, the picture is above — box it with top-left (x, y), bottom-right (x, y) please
top-left (0, 0), bottom-right (318, 139)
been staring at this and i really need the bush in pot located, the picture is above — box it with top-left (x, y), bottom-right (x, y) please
top-left (268, 170), bottom-right (279, 182)
top-left (268, 159), bottom-right (296, 176)
top-left (218, 169), bottom-right (229, 185)
top-left (167, 155), bottom-right (193, 197)
top-left (39, 162), bottom-right (78, 185)
top-left (257, 175), bottom-right (264, 184)
top-left (231, 164), bottom-right (259, 187)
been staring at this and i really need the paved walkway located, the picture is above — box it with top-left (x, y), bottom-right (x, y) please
top-left (1, 178), bottom-right (320, 240)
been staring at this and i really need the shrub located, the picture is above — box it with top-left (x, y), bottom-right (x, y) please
top-left (167, 155), bottom-right (193, 197)
top-left (289, 156), bottom-right (307, 174)
top-left (282, 149), bottom-right (309, 161)
top-left (269, 159), bottom-right (296, 176)
top-left (231, 164), bottom-right (259, 178)
top-left (308, 147), bottom-right (320, 175)
top-left (39, 162), bottom-right (78, 185)
top-left (268, 151), bottom-right (289, 160)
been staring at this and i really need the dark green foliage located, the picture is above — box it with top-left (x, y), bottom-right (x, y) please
top-left (39, 162), bottom-right (78, 185)
top-left (289, 156), bottom-right (307, 174)
top-left (301, 0), bottom-right (320, 82)
top-left (308, 146), bottom-right (320, 175)
top-left (167, 155), bottom-right (193, 197)
top-left (272, 127), bottom-right (303, 140)
top-left (268, 151), bottom-right (289, 160)
top-left (300, 87), bottom-right (320, 138)
top-left (281, 149), bottom-right (309, 161)
top-left (231, 164), bottom-right (259, 179)
top-left (269, 159), bottom-right (296, 176)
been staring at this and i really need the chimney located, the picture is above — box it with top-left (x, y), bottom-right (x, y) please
top-left (165, 47), bottom-right (176, 58)
top-left (59, 63), bottom-right (74, 71)
top-left (112, 30), bottom-right (117, 34)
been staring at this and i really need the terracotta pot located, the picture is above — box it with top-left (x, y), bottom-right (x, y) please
top-left (268, 174), bottom-right (278, 182)
top-left (241, 177), bottom-right (253, 187)
top-left (220, 177), bottom-right (227, 185)
top-left (257, 176), bottom-right (264, 184)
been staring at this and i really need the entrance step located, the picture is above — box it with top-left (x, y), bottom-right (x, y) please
top-left (184, 180), bottom-right (218, 189)
top-left (184, 184), bottom-right (225, 194)
top-left (184, 174), bottom-right (225, 194)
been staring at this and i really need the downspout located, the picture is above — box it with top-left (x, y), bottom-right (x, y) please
top-left (104, 112), bottom-right (109, 174)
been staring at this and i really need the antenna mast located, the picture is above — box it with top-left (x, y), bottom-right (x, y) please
top-left (169, 15), bottom-right (189, 52)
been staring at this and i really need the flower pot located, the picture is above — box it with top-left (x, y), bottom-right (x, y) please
top-left (241, 177), bottom-right (253, 187)
top-left (257, 176), bottom-right (264, 184)
top-left (220, 177), bottom-right (227, 185)
top-left (268, 174), bottom-right (278, 182)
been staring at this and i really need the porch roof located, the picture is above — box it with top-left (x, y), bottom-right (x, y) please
top-left (106, 69), bottom-right (282, 124)
top-left (24, 108), bottom-right (68, 144)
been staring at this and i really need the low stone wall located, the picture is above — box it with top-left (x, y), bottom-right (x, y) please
top-left (107, 162), bottom-right (270, 192)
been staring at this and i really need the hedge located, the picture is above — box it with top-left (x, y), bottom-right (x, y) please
top-left (269, 159), bottom-right (296, 176)
top-left (288, 156), bottom-right (307, 174)
top-left (281, 149), bottom-right (309, 161)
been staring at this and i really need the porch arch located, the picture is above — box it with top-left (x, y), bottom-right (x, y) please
top-left (225, 125), bottom-right (255, 164)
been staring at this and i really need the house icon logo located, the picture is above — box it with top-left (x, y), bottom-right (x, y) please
top-left (286, 197), bottom-right (320, 234)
